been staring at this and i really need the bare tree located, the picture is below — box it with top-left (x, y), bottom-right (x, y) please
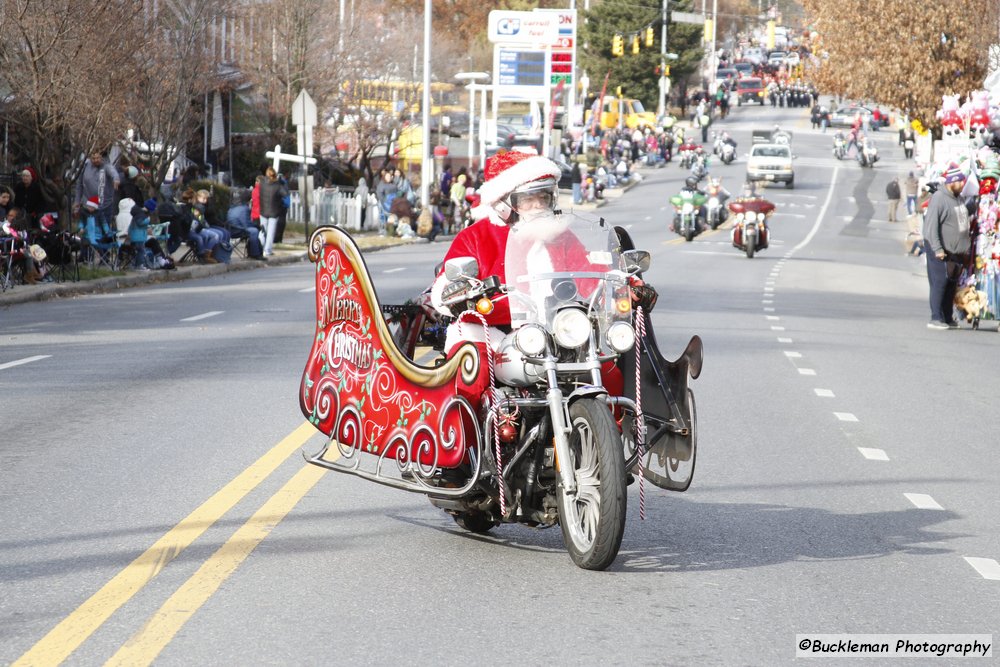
top-left (0, 0), bottom-right (139, 202)
top-left (117, 0), bottom-right (228, 195)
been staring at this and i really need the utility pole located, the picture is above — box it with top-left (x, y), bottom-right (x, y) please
top-left (658, 0), bottom-right (668, 117)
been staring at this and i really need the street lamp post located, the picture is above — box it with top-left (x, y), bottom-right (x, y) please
top-left (454, 71), bottom-right (490, 171)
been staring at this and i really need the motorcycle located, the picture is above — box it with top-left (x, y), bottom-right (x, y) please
top-left (729, 197), bottom-right (774, 258)
top-left (705, 180), bottom-right (730, 230)
top-left (689, 153), bottom-right (710, 183)
top-left (678, 142), bottom-right (701, 169)
top-left (670, 190), bottom-right (707, 242)
top-left (299, 221), bottom-right (703, 570)
top-left (719, 140), bottom-right (736, 165)
top-left (858, 140), bottom-right (879, 168)
top-left (833, 133), bottom-right (846, 160)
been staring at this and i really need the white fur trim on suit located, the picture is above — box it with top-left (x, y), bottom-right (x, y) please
top-left (476, 156), bottom-right (562, 209)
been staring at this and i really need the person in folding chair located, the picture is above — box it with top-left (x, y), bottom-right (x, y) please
top-left (78, 196), bottom-right (119, 270)
top-left (225, 189), bottom-right (264, 260)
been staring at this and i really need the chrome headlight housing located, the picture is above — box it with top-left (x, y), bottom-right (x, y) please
top-left (513, 324), bottom-right (547, 357)
top-left (682, 202), bottom-right (694, 214)
top-left (606, 321), bottom-right (635, 353)
top-left (552, 308), bottom-right (591, 349)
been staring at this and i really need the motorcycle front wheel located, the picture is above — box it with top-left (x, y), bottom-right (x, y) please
top-left (557, 398), bottom-right (627, 571)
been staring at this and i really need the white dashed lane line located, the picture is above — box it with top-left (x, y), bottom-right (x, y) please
top-left (180, 311), bottom-right (224, 322)
top-left (771, 325), bottom-right (785, 331)
top-left (383, 267), bottom-right (406, 274)
top-left (834, 412), bottom-right (858, 422)
top-left (963, 557), bottom-right (1000, 581)
top-left (783, 351), bottom-right (801, 358)
top-left (766, 315), bottom-right (780, 321)
top-left (813, 388), bottom-right (835, 397)
top-left (857, 447), bottom-right (889, 461)
top-left (777, 337), bottom-right (792, 343)
top-left (797, 368), bottom-right (816, 375)
top-left (903, 493), bottom-right (944, 510)
top-left (0, 355), bottom-right (51, 371)
top-left (298, 286), bottom-right (316, 293)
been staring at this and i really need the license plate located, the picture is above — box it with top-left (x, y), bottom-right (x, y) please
top-left (765, 174), bottom-right (775, 180)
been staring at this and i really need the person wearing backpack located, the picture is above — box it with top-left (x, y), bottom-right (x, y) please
top-left (885, 177), bottom-right (901, 222)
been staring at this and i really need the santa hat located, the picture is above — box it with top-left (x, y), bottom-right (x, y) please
top-left (39, 213), bottom-right (56, 230)
top-left (20, 167), bottom-right (37, 181)
top-left (84, 196), bottom-right (100, 209)
top-left (471, 150), bottom-right (562, 224)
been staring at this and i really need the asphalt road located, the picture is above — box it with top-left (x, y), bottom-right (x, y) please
top-left (2, 102), bottom-right (998, 666)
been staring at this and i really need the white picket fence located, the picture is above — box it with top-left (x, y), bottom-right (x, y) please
top-left (288, 188), bottom-right (372, 231)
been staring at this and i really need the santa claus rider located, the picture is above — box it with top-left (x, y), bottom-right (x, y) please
top-left (430, 150), bottom-right (657, 403)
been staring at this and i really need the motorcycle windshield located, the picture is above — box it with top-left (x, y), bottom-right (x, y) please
top-left (504, 215), bottom-right (630, 354)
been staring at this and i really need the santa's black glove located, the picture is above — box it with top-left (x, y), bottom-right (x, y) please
top-left (630, 279), bottom-right (658, 313)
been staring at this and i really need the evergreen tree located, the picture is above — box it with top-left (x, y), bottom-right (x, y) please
top-left (578, 0), bottom-right (704, 112)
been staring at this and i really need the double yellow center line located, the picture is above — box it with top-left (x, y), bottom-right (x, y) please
top-left (15, 422), bottom-right (324, 667)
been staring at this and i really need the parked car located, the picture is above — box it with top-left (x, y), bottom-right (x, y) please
top-left (732, 61), bottom-right (754, 77)
top-left (828, 105), bottom-right (874, 128)
top-left (767, 51), bottom-right (787, 67)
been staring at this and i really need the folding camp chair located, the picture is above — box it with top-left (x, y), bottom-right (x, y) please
top-left (79, 216), bottom-right (120, 271)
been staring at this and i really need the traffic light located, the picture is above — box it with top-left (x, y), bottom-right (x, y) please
top-left (645, 27), bottom-right (654, 47)
top-left (632, 34), bottom-right (640, 54)
top-left (612, 34), bottom-right (624, 57)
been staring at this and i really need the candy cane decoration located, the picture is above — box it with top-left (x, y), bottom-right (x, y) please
top-left (458, 311), bottom-right (506, 517)
top-left (634, 306), bottom-right (647, 521)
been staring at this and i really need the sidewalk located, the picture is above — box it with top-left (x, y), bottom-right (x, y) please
top-left (0, 176), bottom-right (638, 308)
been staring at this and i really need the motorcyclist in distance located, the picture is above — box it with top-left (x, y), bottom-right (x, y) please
top-left (672, 175), bottom-right (708, 233)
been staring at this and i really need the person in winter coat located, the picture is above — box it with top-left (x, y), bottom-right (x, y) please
top-left (885, 177), bottom-right (901, 222)
top-left (14, 168), bottom-right (45, 229)
top-left (74, 151), bottom-right (120, 229)
top-left (226, 190), bottom-right (264, 259)
top-left (258, 167), bottom-right (288, 257)
top-left (922, 164), bottom-right (972, 329)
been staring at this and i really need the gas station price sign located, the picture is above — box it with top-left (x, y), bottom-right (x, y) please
top-left (498, 50), bottom-right (546, 87)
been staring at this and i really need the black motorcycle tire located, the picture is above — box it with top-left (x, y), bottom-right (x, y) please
top-left (746, 235), bottom-right (756, 258)
top-left (453, 511), bottom-right (498, 534)
top-left (557, 398), bottom-right (626, 571)
top-left (685, 227), bottom-right (695, 242)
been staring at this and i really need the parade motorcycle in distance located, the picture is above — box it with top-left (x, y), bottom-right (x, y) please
top-left (858, 139), bottom-right (879, 168)
top-left (833, 132), bottom-right (847, 160)
top-left (299, 219), bottom-right (703, 571)
top-left (729, 196), bottom-right (774, 258)
top-left (711, 131), bottom-right (736, 164)
top-left (678, 141), bottom-right (702, 169)
top-left (705, 179), bottom-right (731, 230)
top-left (670, 187), bottom-right (707, 242)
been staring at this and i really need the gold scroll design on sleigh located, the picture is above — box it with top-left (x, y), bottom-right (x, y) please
top-left (300, 226), bottom-right (485, 495)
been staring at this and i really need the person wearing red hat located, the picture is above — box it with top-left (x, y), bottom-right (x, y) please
top-left (428, 150), bottom-right (656, 408)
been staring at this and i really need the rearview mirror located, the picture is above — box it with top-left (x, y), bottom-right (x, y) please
top-left (444, 256), bottom-right (479, 281)
top-left (622, 249), bottom-right (651, 274)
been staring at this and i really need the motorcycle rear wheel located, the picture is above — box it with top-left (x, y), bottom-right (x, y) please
top-left (557, 398), bottom-right (627, 571)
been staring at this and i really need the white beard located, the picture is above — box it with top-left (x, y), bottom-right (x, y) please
top-left (511, 212), bottom-right (569, 243)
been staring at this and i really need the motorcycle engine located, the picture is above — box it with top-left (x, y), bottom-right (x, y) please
top-left (494, 334), bottom-right (545, 387)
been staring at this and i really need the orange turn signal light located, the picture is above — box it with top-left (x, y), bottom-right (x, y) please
top-left (475, 297), bottom-right (494, 315)
top-left (616, 297), bottom-right (632, 313)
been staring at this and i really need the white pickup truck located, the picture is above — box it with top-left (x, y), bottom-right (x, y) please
top-left (746, 143), bottom-right (794, 189)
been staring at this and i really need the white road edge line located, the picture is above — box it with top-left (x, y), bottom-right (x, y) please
top-left (857, 447), bottom-right (889, 461)
top-left (0, 355), bottom-right (51, 371)
top-left (904, 493), bottom-right (944, 510)
top-left (963, 557), bottom-right (1000, 580)
top-left (793, 166), bottom-right (839, 253)
top-left (181, 311), bottom-right (224, 322)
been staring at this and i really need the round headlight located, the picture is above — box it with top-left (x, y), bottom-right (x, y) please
top-left (682, 203), bottom-right (694, 214)
top-left (606, 321), bottom-right (635, 353)
top-left (514, 324), bottom-right (546, 357)
top-left (757, 212), bottom-right (766, 222)
top-left (708, 197), bottom-right (719, 207)
top-left (552, 308), bottom-right (591, 349)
